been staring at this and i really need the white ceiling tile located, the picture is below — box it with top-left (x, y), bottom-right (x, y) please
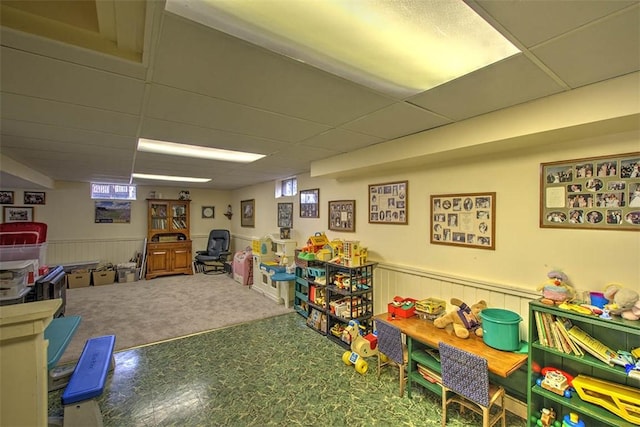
top-left (152, 13), bottom-right (395, 125)
top-left (0, 93), bottom-right (140, 136)
top-left (145, 84), bottom-right (330, 143)
top-left (342, 102), bottom-right (452, 139)
top-left (531, 8), bottom-right (640, 88)
top-left (474, 0), bottom-right (636, 47)
top-left (409, 55), bottom-right (565, 121)
top-left (0, 47), bottom-right (145, 114)
top-left (300, 128), bottom-right (384, 152)
top-left (140, 118), bottom-right (288, 155)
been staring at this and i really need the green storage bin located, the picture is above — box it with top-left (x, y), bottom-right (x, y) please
top-left (480, 308), bottom-right (522, 351)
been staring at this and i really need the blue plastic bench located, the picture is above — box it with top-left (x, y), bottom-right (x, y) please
top-left (61, 335), bottom-right (116, 427)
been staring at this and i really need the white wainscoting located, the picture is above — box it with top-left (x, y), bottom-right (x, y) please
top-left (231, 234), bottom-right (539, 340)
top-left (49, 234), bottom-right (538, 340)
top-left (48, 234), bottom-right (210, 267)
top-left (373, 262), bottom-right (539, 342)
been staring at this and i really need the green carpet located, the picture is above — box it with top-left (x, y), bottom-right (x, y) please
top-left (49, 313), bottom-right (526, 426)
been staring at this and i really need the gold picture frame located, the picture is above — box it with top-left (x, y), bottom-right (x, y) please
top-left (328, 200), bottom-right (355, 232)
top-left (368, 180), bottom-right (408, 224)
top-left (430, 192), bottom-right (496, 250)
top-left (3, 206), bottom-right (34, 223)
top-left (540, 152), bottom-right (640, 231)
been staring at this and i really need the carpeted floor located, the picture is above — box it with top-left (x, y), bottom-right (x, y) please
top-left (49, 312), bottom-right (527, 426)
top-left (60, 273), bottom-right (292, 364)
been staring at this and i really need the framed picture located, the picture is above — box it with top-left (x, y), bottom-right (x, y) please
top-left (201, 206), bottom-right (215, 219)
top-left (95, 201), bottom-right (131, 223)
top-left (328, 200), bottom-right (356, 232)
top-left (0, 191), bottom-right (14, 204)
top-left (300, 188), bottom-right (320, 218)
top-left (280, 227), bottom-right (291, 239)
top-left (241, 199), bottom-right (255, 228)
top-left (369, 180), bottom-right (408, 224)
top-left (277, 202), bottom-right (293, 228)
top-left (430, 192), bottom-right (496, 250)
top-left (23, 191), bottom-right (46, 205)
top-left (540, 152), bottom-right (640, 231)
top-left (3, 206), bottom-right (34, 223)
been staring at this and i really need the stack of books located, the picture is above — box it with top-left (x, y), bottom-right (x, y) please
top-left (533, 311), bottom-right (619, 365)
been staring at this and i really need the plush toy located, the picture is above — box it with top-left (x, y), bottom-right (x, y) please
top-left (603, 284), bottom-right (640, 321)
top-left (537, 270), bottom-right (576, 304)
top-left (433, 298), bottom-right (487, 339)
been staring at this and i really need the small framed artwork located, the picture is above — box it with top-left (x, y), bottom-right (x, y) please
top-left (369, 180), bottom-right (408, 224)
top-left (540, 152), bottom-right (640, 231)
top-left (241, 199), bottom-right (255, 228)
top-left (430, 192), bottom-right (496, 250)
top-left (280, 227), bottom-right (291, 239)
top-left (201, 206), bottom-right (215, 219)
top-left (278, 202), bottom-right (293, 228)
top-left (0, 191), bottom-right (14, 204)
top-left (300, 188), bottom-right (320, 218)
top-left (3, 206), bottom-right (34, 223)
top-left (328, 200), bottom-right (355, 232)
top-left (24, 191), bottom-right (46, 205)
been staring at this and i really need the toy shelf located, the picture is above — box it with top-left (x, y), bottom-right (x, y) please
top-left (408, 341), bottom-right (442, 396)
top-left (527, 300), bottom-right (640, 427)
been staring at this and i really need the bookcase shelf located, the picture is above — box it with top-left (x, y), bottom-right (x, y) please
top-left (527, 300), bottom-right (640, 427)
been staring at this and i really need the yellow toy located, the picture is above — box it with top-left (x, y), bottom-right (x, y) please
top-left (341, 320), bottom-right (378, 374)
top-left (433, 298), bottom-right (486, 339)
top-left (572, 374), bottom-right (640, 424)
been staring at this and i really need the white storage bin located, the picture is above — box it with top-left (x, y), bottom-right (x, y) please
top-left (0, 260), bottom-right (31, 298)
top-left (0, 243), bottom-right (47, 266)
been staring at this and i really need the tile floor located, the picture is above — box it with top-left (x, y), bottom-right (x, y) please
top-left (49, 313), bottom-right (526, 426)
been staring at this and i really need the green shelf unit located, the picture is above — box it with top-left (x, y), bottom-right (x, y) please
top-left (407, 339), bottom-right (443, 397)
top-left (527, 300), bottom-right (640, 427)
top-left (294, 272), bottom-right (309, 317)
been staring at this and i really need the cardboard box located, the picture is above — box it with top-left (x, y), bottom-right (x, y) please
top-left (67, 272), bottom-right (91, 289)
top-left (92, 270), bottom-right (115, 286)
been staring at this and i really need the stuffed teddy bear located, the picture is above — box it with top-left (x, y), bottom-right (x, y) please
top-left (433, 298), bottom-right (487, 338)
top-left (603, 284), bottom-right (640, 321)
top-left (537, 270), bottom-right (576, 304)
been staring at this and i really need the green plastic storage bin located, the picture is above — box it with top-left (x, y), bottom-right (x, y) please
top-left (480, 308), bottom-right (522, 351)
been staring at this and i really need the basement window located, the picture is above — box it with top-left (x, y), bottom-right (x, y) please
top-left (275, 177), bottom-right (297, 198)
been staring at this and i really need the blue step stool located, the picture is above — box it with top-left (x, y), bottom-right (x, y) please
top-left (61, 335), bottom-right (116, 427)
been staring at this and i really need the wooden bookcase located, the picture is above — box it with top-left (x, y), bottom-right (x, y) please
top-left (145, 199), bottom-right (193, 280)
top-left (527, 300), bottom-right (640, 426)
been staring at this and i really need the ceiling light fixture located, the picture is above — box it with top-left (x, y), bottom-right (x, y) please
top-left (165, 0), bottom-right (520, 98)
top-left (132, 173), bottom-right (211, 183)
top-left (137, 138), bottom-right (265, 163)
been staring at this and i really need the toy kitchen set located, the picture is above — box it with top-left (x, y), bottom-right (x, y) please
top-left (251, 234), bottom-right (297, 307)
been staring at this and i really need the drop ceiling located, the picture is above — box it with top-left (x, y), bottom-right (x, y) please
top-left (1, 0), bottom-right (639, 190)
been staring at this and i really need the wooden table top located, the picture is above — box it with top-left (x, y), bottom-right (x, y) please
top-left (374, 313), bottom-right (528, 378)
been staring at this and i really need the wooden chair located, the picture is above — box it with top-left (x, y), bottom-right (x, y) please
top-left (438, 341), bottom-right (505, 427)
top-left (375, 319), bottom-right (408, 397)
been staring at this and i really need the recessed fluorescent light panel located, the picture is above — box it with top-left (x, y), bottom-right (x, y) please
top-left (131, 173), bottom-right (211, 183)
top-left (137, 138), bottom-right (265, 163)
top-left (165, 0), bottom-right (520, 98)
